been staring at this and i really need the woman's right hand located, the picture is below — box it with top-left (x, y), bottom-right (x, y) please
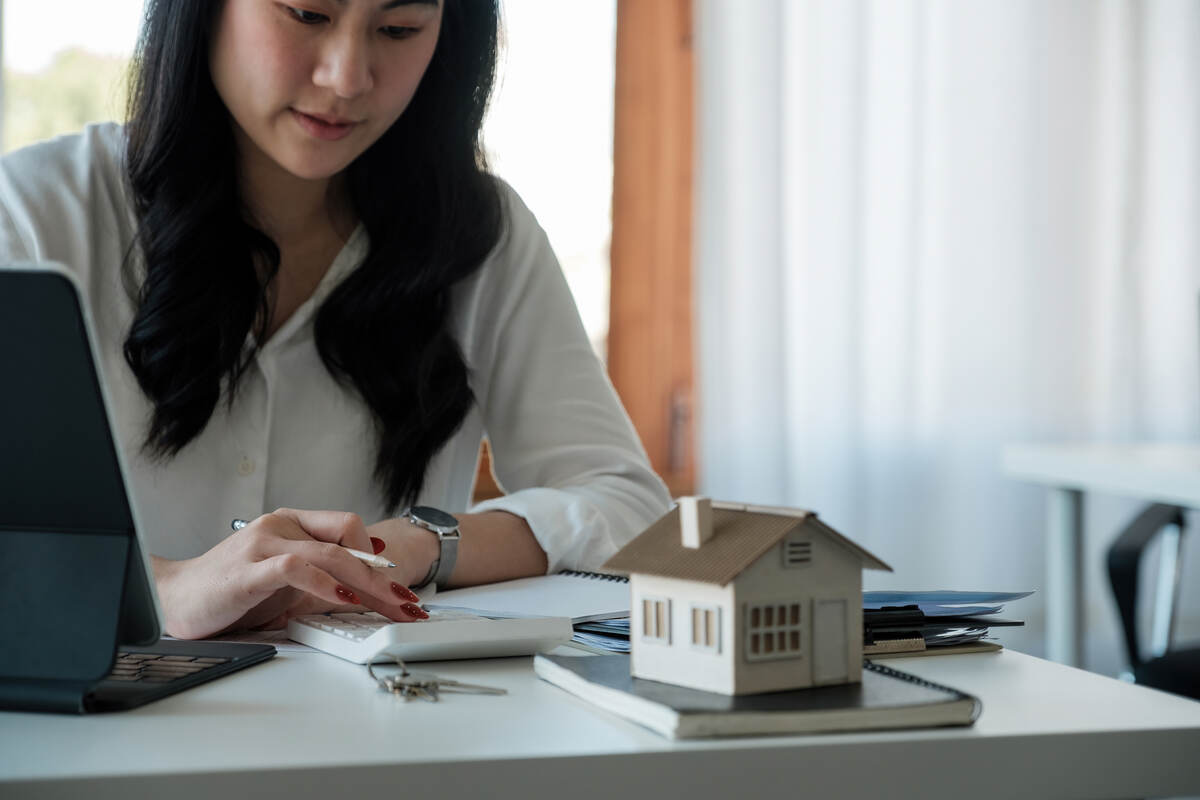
top-left (151, 508), bottom-right (427, 639)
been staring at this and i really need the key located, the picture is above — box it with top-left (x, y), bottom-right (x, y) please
top-left (388, 674), bottom-right (441, 702)
top-left (425, 676), bottom-right (507, 696)
top-left (408, 682), bottom-right (439, 703)
top-left (369, 661), bottom-right (435, 702)
top-left (396, 671), bottom-right (506, 697)
top-left (367, 657), bottom-right (507, 701)
top-left (391, 678), bottom-right (438, 702)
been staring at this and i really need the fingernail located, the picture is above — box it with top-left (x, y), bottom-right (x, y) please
top-left (391, 582), bottom-right (420, 603)
top-left (402, 603), bottom-right (429, 619)
top-left (370, 537), bottom-right (386, 555)
top-left (336, 585), bottom-right (361, 605)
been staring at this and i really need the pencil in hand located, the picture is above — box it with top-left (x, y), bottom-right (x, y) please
top-left (230, 518), bottom-right (396, 568)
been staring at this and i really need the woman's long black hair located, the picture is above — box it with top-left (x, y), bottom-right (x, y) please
top-left (122, 0), bottom-right (502, 511)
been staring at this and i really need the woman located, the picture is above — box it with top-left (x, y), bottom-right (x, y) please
top-left (0, 0), bottom-right (670, 638)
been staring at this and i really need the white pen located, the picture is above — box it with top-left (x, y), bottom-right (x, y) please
top-left (230, 518), bottom-right (396, 568)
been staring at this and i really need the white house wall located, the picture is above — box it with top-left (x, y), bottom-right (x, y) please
top-left (630, 574), bottom-right (736, 694)
top-left (732, 527), bottom-right (864, 694)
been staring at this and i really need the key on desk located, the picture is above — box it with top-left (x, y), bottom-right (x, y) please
top-left (369, 659), bottom-right (507, 702)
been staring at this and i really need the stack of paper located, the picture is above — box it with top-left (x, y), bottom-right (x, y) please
top-left (862, 590), bottom-right (1034, 657)
top-left (428, 577), bottom-right (1034, 658)
top-left (573, 619), bottom-right (631, 653)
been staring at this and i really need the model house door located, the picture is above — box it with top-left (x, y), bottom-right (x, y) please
top-left (813, 599), bottom-right (848, 685)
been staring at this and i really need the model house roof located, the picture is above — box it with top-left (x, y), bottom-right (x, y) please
top-left (602, 501), bottom-right (892, 585)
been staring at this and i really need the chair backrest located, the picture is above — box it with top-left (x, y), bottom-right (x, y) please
top-left (1106, 503), bottom-right (1187, 670)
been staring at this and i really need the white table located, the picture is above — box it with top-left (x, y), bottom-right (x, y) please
top-left (1002, 443), bottom-right (1200, 666)
top-left (2, 648), bottom-right (1199, 800)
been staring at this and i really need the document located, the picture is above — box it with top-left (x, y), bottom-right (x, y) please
top-left (427, 571), bottom-right (630, 623)
top-left (863, 590), bottom-right (1033, 614)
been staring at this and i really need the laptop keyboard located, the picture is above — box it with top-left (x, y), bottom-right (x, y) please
top-left (105, 652), bottom-right (232, 684)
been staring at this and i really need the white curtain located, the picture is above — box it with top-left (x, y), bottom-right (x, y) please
top-left (694, 0), bottom-right (1200, 668)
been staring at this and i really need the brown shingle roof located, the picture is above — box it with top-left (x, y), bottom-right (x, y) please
top-left (602, 502), bottom-right (892, 585)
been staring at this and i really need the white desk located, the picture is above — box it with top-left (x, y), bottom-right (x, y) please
top-left (1003, 443), bottom-right (1200, 666)
top-left (2, 648), bottom-right (1199, 800)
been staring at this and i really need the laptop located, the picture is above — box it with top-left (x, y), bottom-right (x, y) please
top-left (0, 264), bottom-right (275, 713)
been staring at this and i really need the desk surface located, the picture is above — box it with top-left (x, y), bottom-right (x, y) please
top-left (2, 648), bottom-right (1199, 800)
top-left (1003, 442), bottom-right (1200, 507)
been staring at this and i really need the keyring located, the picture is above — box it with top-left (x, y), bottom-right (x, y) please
top-left (366, 653), bottom-right (410, 692)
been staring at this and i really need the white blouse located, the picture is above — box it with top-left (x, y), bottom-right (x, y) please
top-left (0, 123), bottom-right (670, 571)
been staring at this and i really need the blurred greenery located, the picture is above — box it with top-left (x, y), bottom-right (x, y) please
top-left (3, 48), bottom-right (130, 153)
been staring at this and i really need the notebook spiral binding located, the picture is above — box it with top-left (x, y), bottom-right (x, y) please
top-left (864, 660), bottom-right (973, 701)
top-left (558, 569), bottom-right (629, 583)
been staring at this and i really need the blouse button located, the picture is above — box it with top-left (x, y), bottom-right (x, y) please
top-left (237, 457), bottom-right (256, 476)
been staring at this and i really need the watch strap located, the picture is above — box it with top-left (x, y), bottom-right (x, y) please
top-left (430, 532), bottom-right (459, 589)
top-left (405, 507), bottom-right (461, 590)
top-left (416, 556), bottom-right (439, 590)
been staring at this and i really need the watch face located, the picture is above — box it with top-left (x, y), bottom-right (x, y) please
top-left (409, 506), bottom-right (459, 530)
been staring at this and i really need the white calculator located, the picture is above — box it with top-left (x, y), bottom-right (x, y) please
top-left (287, 609), bottom-right (573, 664)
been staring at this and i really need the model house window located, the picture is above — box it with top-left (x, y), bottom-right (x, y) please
top-left (690, 605), bottom-right (720, 653)
top-left (642, 597), bottom-right (671, 643)
top-left (783, 536), bottom-right (813, 568)
top-left (744, 602), bottom-right (803, 662)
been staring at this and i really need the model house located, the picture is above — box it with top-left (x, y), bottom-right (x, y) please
top-left (602, 497), bottom-right (892, 695)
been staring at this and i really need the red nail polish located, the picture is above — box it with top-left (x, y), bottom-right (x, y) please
top-left (336, 585), bottom-right (360, 605)
top-left (391, 582), bottom-right (421, 603)
top-left (370, 537), bottom-right (386, 555)
top-left (402, 603), bottom-right (429, 619)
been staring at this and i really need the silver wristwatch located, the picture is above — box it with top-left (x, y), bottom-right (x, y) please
top-left (405, 506), bottom-right (461, 590)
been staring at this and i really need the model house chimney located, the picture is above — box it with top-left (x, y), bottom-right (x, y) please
top-left (679, 496), bottom-right (714, 549)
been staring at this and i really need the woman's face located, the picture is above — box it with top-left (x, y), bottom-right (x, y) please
top-left (210, 0), bottom-right (443, 182)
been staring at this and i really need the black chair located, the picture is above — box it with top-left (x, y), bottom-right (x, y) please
top-left (1106, 503), bottom-right (1200, 700)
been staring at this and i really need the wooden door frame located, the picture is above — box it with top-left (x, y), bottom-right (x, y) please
top-left (474, 0), bottom-right (695, 502)
top-left (607, 0), bottom-right (695, 498)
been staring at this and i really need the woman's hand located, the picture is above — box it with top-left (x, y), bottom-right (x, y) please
top-left (152, 508), bottom-right (428, 639)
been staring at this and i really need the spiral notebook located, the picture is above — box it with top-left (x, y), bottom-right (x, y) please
top-left (425, 571), bottom-right (630, 623)
top-left (534, 654), bottom-right (981, 739)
